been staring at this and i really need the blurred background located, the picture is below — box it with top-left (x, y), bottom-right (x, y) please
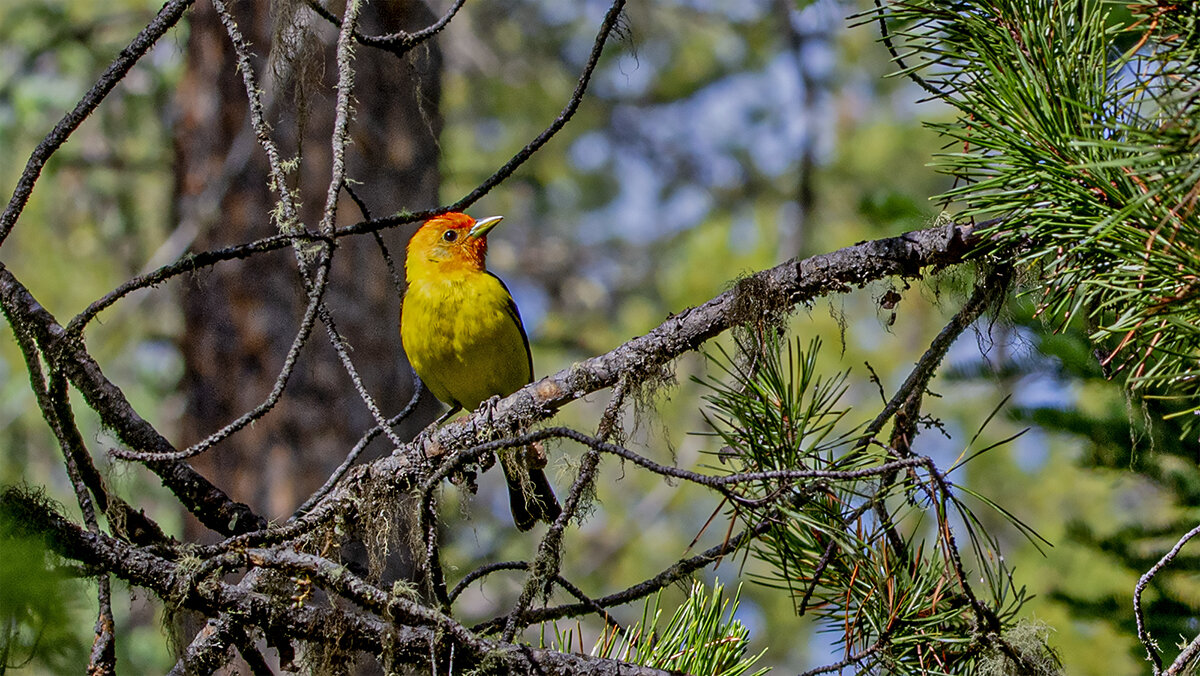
top-left (1, 0), bottom-right (1192, 673)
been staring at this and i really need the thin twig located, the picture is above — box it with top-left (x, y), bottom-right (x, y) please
top-left (922, 459), bottom-right (1038, 671)
top-left (864, 265), bottom-right (1013, 566)
top-left (872, 0), bottom-right (945, 99)
top-left (798, 637), bottom-right (885, 676)
top-left (502, 382), bottom-right (629, 642)
top-left (861, 265), bottom-right (1011, 446)
top-left (303, 0), bottom-right (467, 56)
top-left (1136, 522), bottom-right (1200, 674)
top-left (472, 513), bottom-right (777, 634)
top-left (343, 182), bottom-right (406, 297)
top-left (0, 0), bottom-right (195, 247)
top-left (447, 0), bottom-right (627, 211)
top-left (421, 426), bottom-right (929, 514)
top-left (291, 376), bottom-right (424, 519)
top-left (48, 377), bottom-right (117, 675)
top-left (448, 561), bottom-right (620, 631)
top-left (317, 0), bottom-right (363, 238)
top-left (64, 230), bottom-right (333, 336)
top-left (419, 440), bottom-right (453, 609)
top-left (210, 0), bottom-right (301, 226)
top-left (314, 300), bottom-right (409, 450)
top-left (109, 271), bottom-right (329, 462)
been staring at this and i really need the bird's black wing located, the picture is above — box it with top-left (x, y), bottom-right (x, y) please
top-left (489, 272), bottom-right (534, 383)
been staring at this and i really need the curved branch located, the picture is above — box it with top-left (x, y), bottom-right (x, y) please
top-left (0, 0), bottom-right (194, 247)
top-left (291, 376), bottom-right (424, 519)
top-left (421, 221), bottom-right (986, 461)
top-left (0, 263), bottom-right (265, 535)
top-left (448, 561), bottom-right (618, 630)
top-left (472, 512), bottom-right (777, 634)
top-left (303, 0), bottom-right (467, 56)
top-left (502, 383), bottom-right (629, 641)
top-left (65, 230), bottom-right (333, 337)
top-left (447, 0), bottom-right (627, 212)
top-left (109, 269), bottom-right (330, 462)
top-left (1, 490), bottom-right (676, 676)
top-left (871, 0), bottom-right (945, 99)
top-left (1136, 522), bottom-right (1200, 673)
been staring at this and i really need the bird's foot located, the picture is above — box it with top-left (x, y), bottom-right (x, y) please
top-left (472, 395), bottom-right (503, 439)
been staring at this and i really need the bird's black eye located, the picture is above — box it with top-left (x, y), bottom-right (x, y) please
top-left (442, 229), bottom-right (458, 242)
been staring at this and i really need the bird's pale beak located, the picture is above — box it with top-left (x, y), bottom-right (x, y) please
top-left (468, 215), bottom-right (503, 239)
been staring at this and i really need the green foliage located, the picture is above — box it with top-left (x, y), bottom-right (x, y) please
top-left (0, 491), bottom-right (85, 674)
top-left (878, 0), bottom-right (1200, 431)
top-left (697, 333), bottom-right (1055, 675)
top-left (564, 580), bottom-right (767, 676)
top-left (699, 335), bottom-right (855, 477)
top-left (989, 302), bottom-right (1200, 665)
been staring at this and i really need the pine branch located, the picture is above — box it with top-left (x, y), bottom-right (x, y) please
top-left (0, 489), bottom-right (677, 676)
top-left (878, 0), bottom-right (1200, 431)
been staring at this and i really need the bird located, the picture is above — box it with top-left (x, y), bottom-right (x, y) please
top-left (400, 211), bottom-right (561, 530)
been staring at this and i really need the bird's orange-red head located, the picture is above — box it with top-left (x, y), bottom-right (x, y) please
top-left (405, 212), bottom-right (502, 277)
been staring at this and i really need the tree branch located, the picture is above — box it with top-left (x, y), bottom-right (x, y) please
top-left (303, 0), bottom-right (467, 56)
top-left (0, 263), bottom-right (265, 535)
top-left (446, 0), bottom-right (627, 211)
top-left (0, 0), bottom-right (194, 247)
top-left (502, 382), bottom-right (629, 641)
top-left (1137, 522), bottom-right (1200, 674)
top-left (1, 488), bottom-right (677, 676)
top-left (417, 221), bottom-right (985, 466)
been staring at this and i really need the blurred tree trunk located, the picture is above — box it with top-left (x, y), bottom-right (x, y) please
top-left (174, 1), bottom-right (442, 543)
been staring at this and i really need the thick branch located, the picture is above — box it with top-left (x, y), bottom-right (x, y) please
top-left (270, 221), bottom-right (990, 547)
top-left (424, 221), bottom-right (984, 459)
top-left (0, 489), bottom-right (676, 676)
top-left (0, 263), bottom-right (264, 535)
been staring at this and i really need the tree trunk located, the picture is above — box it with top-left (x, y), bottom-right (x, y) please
top-left (174, 0), bottom-right (441, 548)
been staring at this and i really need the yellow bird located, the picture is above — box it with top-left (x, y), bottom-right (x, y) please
top-left (400, 212), bottom-right (561, 530)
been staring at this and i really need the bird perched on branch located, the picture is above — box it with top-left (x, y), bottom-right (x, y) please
top-left (400, 212), bottom-right (561, 530)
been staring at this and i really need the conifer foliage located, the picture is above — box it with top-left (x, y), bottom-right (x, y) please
top-left (2, 1), bottom-right (1200, 674)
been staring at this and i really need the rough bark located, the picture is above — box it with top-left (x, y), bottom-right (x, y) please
top-left (175, 0), bottom-right (442, 530)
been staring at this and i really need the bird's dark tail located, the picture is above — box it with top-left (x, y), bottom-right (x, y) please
top-left (502, 445), bottom-right (561, 531)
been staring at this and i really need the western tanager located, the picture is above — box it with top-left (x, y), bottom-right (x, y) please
top-left (400, 212), bottom-right (561, 530)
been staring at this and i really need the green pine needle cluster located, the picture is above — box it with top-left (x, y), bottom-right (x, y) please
top-left (874, 0), bottom-right (1200, 433)
top-left (554, 580), bottom-right (768, 676)
top-left (699, 335), bottom-right (855, 478)
top-left (697, 333), bottom-right (1052, 674)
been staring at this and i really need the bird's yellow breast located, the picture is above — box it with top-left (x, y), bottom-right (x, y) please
top-left (400, 269), bottom-right (532, 412)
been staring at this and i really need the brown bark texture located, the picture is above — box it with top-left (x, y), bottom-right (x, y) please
top-left (174, 0), bottom-right (442, 531)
